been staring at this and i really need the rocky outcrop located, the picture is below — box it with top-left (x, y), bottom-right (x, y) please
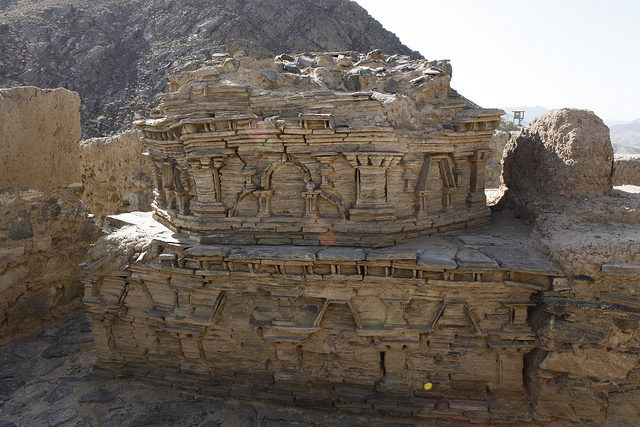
top-left (79, 130), bottom-right (153, 224)
top-left (0, 0), bottom-right (419, 137)
top-left (501, 109), bottom-right (615, 217)
top-left (0, 87), bottom-right (100, 343)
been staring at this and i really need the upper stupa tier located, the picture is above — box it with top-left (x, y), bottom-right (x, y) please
top-left (135, 51), bottom-right (504, 247)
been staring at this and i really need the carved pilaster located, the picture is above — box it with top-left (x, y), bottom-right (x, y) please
top-left (188, 156), bottom-right (226, 217)
top-left (315, 154), bottom-right (336, 189)
top-left (150, 159), bottom-right (166, 208)
top-left (453, 155), bottom-right (466, 187)
top-left (255, 190), bottom-right (273, 217)
top-left (344, 152), bottom-right (402, 221)
top-left (302, 190), bottom-right (321, 218)
top-left (175, 161), bottom-right (192, 215)
top-left (416, 190), bottom-right (432, 218)
top-left (401, 155), bottom-right (420, 192)
top-left (162, 161), bottom-right (177, 211)
top-left (467, 150), bottom-right (490, 207)
top-left (239, 153), bottom-right (261, 190)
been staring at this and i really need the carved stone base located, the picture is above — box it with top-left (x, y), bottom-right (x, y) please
top-left (348, 206), bottom-right (396, 221)
top-left (86, 212), bottom-right (562, 422)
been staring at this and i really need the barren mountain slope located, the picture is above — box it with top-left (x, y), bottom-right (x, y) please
top-left (0, 0), bottom-right (419, 136)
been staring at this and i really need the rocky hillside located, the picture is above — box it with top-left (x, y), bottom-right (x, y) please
top-left (610, 118), bottom-right (640, 154)
top-left (0, 0), bottom-right (419, 137)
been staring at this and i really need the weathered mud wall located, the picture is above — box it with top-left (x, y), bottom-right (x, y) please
top-left (79, 130), bottom-right (153, 224)
top-left (501, 110), bottom-right (640, 424)
top-left (485, 129), bottom-right (509, 187)
top-left (0, 87), bottom-right (100, 342)
top-left (529, 192), bottom-right (640, 424)
top-left (613, 154), bottom-right (640, 186)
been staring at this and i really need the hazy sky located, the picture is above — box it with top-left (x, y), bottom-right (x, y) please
top-left (355, 0), bottom-right (640, 121)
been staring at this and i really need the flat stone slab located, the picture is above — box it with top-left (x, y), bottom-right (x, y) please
top-left (417, 247), bottom-right (457, 270)
top-left (229, 246), bottom-right (317, 261)
top-left (185, 245), bottom-right (232, 257)
top-left (316, 247), bottom-right (366, 261)
top-left (365, 248), bottom-right (418, 261)
top-left (455, 235), bottom-right (508, 247)
top-left (601, 263), bottom-right (640, 277)
top-left (6, 341), bottom-right (46, 359)
top-left (455, 247), bottom-right (499, 269)
top-left (478, 246), bottom-right (561, 275)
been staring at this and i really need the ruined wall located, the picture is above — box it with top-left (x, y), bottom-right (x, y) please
top-left (501, 111), bottom-right (640, 423)
top-left (485, 129), bottom-right (509, 188)
top-left (137, 53), bottom-right (502, 247)
top-left (613, 154), bottom-right (640, 186)
top-left (85, 213), bottom-right (560, 423)
top-left (79, 130), bottom-right (153, 224)
top-left (528, 192), bottom-right (640, 424)
top-left (0, 87), bottom-right (100, 342)
top-left (502, 109), bottom-right (615, 218)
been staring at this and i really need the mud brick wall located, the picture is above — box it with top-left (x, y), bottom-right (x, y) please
top-left (0, 188), bottom-right (99, 342)
top-left (79, 130), bottom-right (153, 224)
top-left (613, 154), bottom-right (640, 186)
top-left (0, 87), bottom-right (100, 342)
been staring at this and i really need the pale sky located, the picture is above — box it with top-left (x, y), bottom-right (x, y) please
top-left (355, 0), bottom-right (640, 121)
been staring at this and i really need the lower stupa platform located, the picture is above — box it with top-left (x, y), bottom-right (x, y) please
top-left (84, 212), bottom-right (562, 422)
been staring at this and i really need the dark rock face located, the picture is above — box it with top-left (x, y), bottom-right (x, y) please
top-left (0, 0), bottom-right (420, 137)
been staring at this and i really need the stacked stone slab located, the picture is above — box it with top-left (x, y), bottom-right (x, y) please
top-left (85, 52), bottom-right (569, 422)
top-left (135, 52), bottom-right (503, 247)
top-left (85, 212), bottom-right (562, 422)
